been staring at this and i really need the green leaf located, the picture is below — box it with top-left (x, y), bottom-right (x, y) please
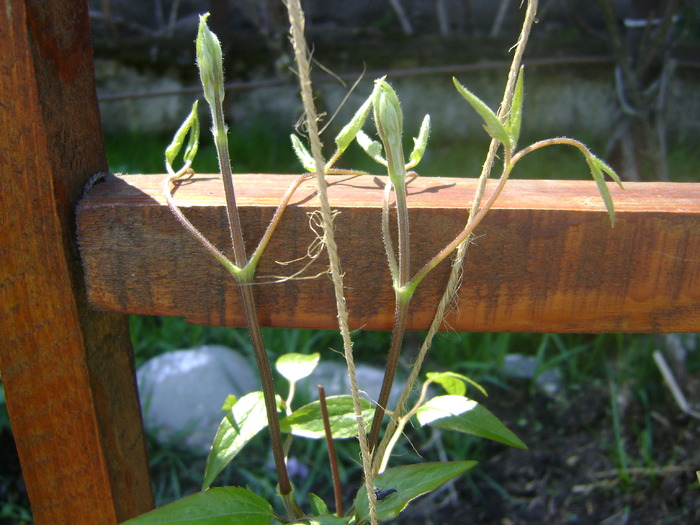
top-left (290, 493), bottom-right (354, 524)
top-left (276, 352), bottom-right (320, 383)
top-left (416, 395), bottom-right (526, 449)
top-left (584, 151), bottom-right (623, 227)
top-left (120, 486), bottom-right (273, 525)
top-left (453, 77), bottom-right (511, 148)
top-left (506, 66), bottom-right (524, 149)
top-left (291, 134), bottom-right (316, 172)
top-left (280, 395), bottom-right (374, 439)
top-left (354, 461), bottom-right (476, 523)
top-left (220, 394), bottom-right (237, 412)
top-left (335, 92), bottom-right (374, 153)
top-left (425, 371), bottom-right (487, 398)
top-left (165, 101), bottom-right (200, 170)
top-left (290, 517), bottom-right (353, 525)
top-left (203, 392), bottom-right (278, 490)
top-left (356, 130), bottom-right (386, 165)
top-left (406, 114), bottom-right (431, 169)
top-left (591, 154), bottom-right (624, 188)
top-left (308, 493), bottom-right (330, 516)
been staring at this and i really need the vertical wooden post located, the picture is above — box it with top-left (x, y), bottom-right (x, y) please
top-left (0, 1), bottom-right (153, 523)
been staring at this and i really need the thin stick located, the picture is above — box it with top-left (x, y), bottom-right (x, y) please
top-left (318, 385), bottom-right (344, 517)
top-left (284, 1), bottom-right (378, 522)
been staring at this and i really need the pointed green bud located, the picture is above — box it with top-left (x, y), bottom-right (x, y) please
top-left (506, 67), bottom-right (525, 149)
top-left (290, 134), bottom-right (316, 172)
top-left (196, 13), bottom-right (225, 106)
top-left (373, 79), bottom-right (403, 146)
top-left (406, 114), bottom-right (430, 169)
top-left (356, 130), bottom-right (386, 165)
top-left (335, 93), bottom-right (373, 154)
top-left (165, 101), bottom-right (200, 174)
top-left (453, 77), bottom-right (512, 149)
top-left (372, 78), bottom-right (406, 187)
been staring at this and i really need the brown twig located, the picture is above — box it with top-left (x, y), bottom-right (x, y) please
top-left (318, 385), bottom-right (344, 517)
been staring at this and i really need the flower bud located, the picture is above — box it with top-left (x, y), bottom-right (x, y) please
top-left (196, 13), bottom-right (225, 105)
top-left (373, 79), bottom-right (403, 145)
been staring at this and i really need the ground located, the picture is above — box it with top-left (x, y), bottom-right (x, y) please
top-left (1, 376), bottom-right (698, 524)
top-left (398, 378), bottom-right (700, 525)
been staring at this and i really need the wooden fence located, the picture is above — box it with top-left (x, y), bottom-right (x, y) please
top-left (1, 1), bottom-right (699, 523)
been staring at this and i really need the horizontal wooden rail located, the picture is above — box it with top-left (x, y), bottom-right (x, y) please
top-left (78, 173), bottom-right (700, 333)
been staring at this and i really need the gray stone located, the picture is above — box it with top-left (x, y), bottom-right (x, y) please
top-left (502, 353), bottom-right (563, 396)
top-left (137, 345), bottom-right (258, 452)
top-left (299, 361), bottom-right (410, 410)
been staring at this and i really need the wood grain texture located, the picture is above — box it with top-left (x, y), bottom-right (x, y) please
top-left (78, 173), bottom-right (700, 333)
top-left (0, 1), bottom-right (153, 523)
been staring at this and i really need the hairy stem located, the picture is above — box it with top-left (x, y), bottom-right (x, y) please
top-left (207, 76), bottom-right (293, 501)
top-left (283, 0), bottom-right (379, 522)
top-left (367, 295), bottom-right (410, 454)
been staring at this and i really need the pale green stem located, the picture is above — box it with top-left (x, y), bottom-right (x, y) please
top-left (510, 136), bottom-right (592, 166)
top-left (367, 101), bottom-right (413, 454)
top-left (163, 170), bottom-right (241, 279)
top-left (382, 181), bottom-right (399, 284)
top-left (406, 163), bottom-right (512, 298)
top-left (247, 173), bottom-right (314, 272)
top-left (377, 379), bottom-right (433, 474)
top-left (373, 0), bottom-right (539, 470)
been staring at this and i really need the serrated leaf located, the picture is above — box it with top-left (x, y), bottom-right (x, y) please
top-left (426, 371), bottom-right (487, 397)
top-left (280, 395), bottom-right (374, 439)
top-left (165, 101), bottom-right (200, 169)
top-left (356, 130), bottom-right (386, 165)
top-left (335, 92), bottom-right (374, 153)
top-left (453, 77), bottom-right (511, 148)
top-left (276, 353), bottom-right (320, 383)
top-left (354, 461), bottom-right (476, 523)
top-left (120, 486), bottom-right (273, 525)
top-left (291, 134), bottom-right (316, 172)
top-left (406, 114), bottom-right (431, 169)
top-left (416, 395), bottom-right (526, 449)
top-left (506, 66), bottom-right (524, 149)
top-left (203, 392), bottom-right (279, 490)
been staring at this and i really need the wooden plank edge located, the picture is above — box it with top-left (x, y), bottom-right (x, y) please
top-left (77, 173), bottom-right (700, 333)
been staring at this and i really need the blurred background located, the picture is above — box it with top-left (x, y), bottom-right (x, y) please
top-left (90, 0), bottom-right (700, 181)
top-left (2, 1), bottom-right (700, 524)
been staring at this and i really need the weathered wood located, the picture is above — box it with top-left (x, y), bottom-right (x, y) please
top-left (0, 2), bottom-right (153, 524)
top-left (78, 173), bottom-right (700, 333)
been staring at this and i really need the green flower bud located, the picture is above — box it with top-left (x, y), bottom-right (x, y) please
top-left (196, 13), bottom-right (225, 106)
top-left (373, 79), bottom-right (405, 186)
top-left (373, 79), bottom-right (403, 146)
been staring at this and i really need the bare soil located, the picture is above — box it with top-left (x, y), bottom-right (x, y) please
top-left (399, 378), bottom-right (700, 525)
